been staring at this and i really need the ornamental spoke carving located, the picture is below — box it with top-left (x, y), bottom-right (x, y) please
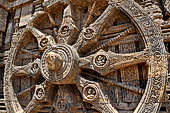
top-left (79, 49), bottom-right (149, 75)
top-left (73, 2), bottom-right (117, 53)
top-left (24, 81), bottom-right (49, 113)
top-left (27, 26), bottom-right (56, 51)
top-left (76, 76), bottom-right (118, 113)
top-left (57, 5), bottom-right (79, 44)
top-left (3, 0), bottom-right (168, 113)
top-left (11, 58), bottom-right (41, 79)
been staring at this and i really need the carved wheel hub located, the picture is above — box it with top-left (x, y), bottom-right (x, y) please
top-left (41, 44), bottom-right (79, 84)
top-left (4, 0), bottom-right (168, 113)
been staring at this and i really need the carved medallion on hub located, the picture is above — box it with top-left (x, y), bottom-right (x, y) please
top-left (40, 38), bottom-right (48, 48)
top-left (83, 27), bottom-right (96, 40)
top-left (83, 84), bottom-right (99, 101)
top-left (94, 54), bottom-right (108, 67)
top-left (58, 25), bottom-right (71, 37)
top-left (29, 59), bottom-right (40, 75)
top-left (34, 85), bottom-right (45, 100)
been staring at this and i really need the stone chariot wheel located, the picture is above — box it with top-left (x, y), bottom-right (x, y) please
top-left (4, 0), bottom-right (168, 113)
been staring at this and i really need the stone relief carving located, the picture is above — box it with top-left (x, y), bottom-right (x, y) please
top-left (2, 0), bottom-right (169, 113)
top-left (164, 0), bottom-right (170, 16)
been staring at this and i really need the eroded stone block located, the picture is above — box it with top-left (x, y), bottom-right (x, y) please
top-left (0, 8), bottom-right (8, 32)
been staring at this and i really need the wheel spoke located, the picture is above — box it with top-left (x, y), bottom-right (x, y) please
top-left (101, 23), bottom-right (133, 37)
top-left (26, 26), bottom-right (56, 51)
top-left (11, 59), bottom-right (41, 79)
top-left (110, 34), bottom-right (139, 46)
top-left (47, 12), bottom-right (57, 27)
top-left (24, 81), bottom-right (49, 113)
top-left (110, 50), bottom-right (149, 70)
top-left (76, 75), bottom-right (118, 113)
top-left (83, 1), bottom-right (97, 28)
top-left (20, 48), bottom-right (41, 58)
top-left (79, 49), bottom-right (149, 75)
top-left (73, 2), bottom-right (117, 53)
top-left (17, 84), bottom-right (36, 98)
top-left (88, 26), bottom-right (135, 54)
top-left (100, 34), bottom-right (139, 47)
top-left (57, 5), bottom-right (79, 44)
top-left (83, 72), bottom-right (144, 95)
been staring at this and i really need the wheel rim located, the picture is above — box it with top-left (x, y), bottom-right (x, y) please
top-left (4, 0), bottom-right (168, 113)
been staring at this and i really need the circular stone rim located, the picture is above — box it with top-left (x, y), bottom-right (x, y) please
top-left (3, 0), bottom-right (167, 113)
